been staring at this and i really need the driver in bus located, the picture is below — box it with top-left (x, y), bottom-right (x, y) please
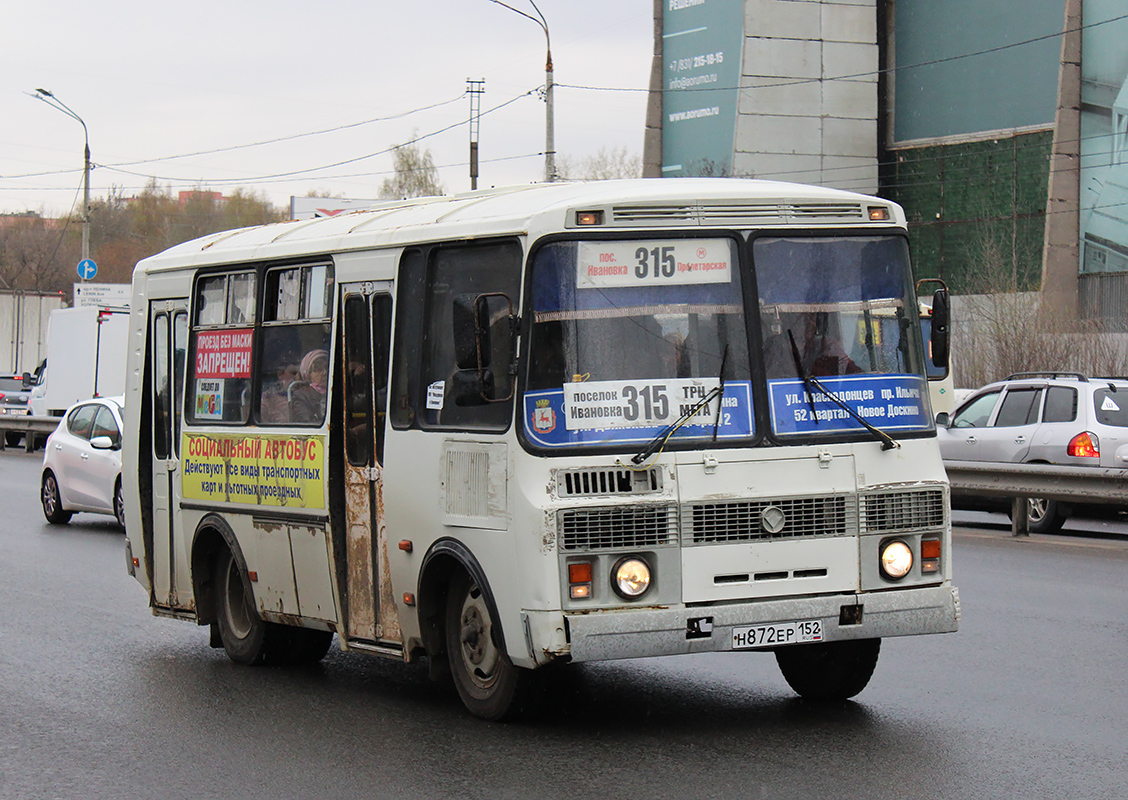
top-left (763, 311), bottom-right (861, 378)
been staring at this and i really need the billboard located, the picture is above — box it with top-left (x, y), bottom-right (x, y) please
top-left (1079, 3), bottom-right (1128, 275)
top-left (661, 0), bottom-right (744, 176)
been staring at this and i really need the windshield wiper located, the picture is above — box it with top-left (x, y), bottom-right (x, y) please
top-left (630, 385), bottom-right (721, 465)
top-left (711, 344), bottom-right (729, 442)
top-left (787, 329), bottom-right (901, 451)
top-left (631, 353), bottom-right (729, 465)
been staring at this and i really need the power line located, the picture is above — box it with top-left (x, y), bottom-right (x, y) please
top-left (96, 89), bottom-right (539, 186)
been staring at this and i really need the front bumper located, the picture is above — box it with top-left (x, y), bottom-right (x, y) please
top-left (563, 584), bottom-right (959, 663)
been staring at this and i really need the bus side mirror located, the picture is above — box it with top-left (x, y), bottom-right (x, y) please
top-left (450, 292), bottom-right (518, 405)
top-left (929, 288), bottom-right (950, 370)
top-left (452, 294), bottom-right (491, 370)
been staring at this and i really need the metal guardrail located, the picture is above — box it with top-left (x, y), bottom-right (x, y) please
top-left (0, 415), bottom-right (60, 452)
top-left (944, 459), bottom-right (1128, 536)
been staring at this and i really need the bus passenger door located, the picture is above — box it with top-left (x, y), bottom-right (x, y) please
top-left (340, 284), bottom-right (399, 644)
top-left (149, 301), bottom-right (188, 609)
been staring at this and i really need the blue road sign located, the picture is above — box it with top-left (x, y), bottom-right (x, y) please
top-left (77, 259), bottom-right (98, 280)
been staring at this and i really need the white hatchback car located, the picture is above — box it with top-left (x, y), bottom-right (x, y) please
top-left (41, 396), bottom-right (125, 528)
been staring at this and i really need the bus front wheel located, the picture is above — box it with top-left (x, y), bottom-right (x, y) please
top-left (444, 570), bottom-right (529, 721)
top-left (775, 638), bottom-right (881, 701)
top-left (215, 547), bottom-right (270, 665)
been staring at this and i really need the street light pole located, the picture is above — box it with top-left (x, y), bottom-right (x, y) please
top-left (488, 0), bottom-right (555, 182)
top-left (33, 89), bottom-right (91, 263)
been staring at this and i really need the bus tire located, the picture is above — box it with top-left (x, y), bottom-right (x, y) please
top-left (775, 638), bottom-right (881, 701)
top-left (445, 570), bottom-right (529, 721)
top-left (41, 470), bottom-right (72, 525)
top-left (275, 627), bottom-right (334, 665)
top-left (215, 547), bottom-right (271, 665)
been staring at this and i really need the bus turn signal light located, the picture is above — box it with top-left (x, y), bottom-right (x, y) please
top-left (921, 538), bottom-right (941, 574)
top-left (1067, 432), bottom-right (1099, 458)
top-left (575, 210), bottom-right (604, 226)
top-left (868, 206), bottom-right (890, 221)
top-left (569, 562), bottom-right (593, 599)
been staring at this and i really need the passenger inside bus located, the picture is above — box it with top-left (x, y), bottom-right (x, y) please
top-left (290, 349), bottom-right (329, 423)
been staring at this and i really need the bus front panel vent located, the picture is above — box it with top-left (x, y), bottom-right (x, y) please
top-left (559, 504), bottom-right (677, 551)
top-left (556, 467), bottom-right (661, 497)
top-left (862, 488), bottom-right (946, 533)
top-left (681, 495), bottom-right (857, 545)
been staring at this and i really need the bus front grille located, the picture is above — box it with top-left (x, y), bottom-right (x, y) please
top-left (862, 488), bottom-right (946, 533)
top-left (559, 505), bottom-right (677, 551)
top-left (681, 495), bottom-right (856, 545)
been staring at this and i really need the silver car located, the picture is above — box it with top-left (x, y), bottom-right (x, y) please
top-left (40, 396), bottom-right (125, 528)
top-left (937, 372), bottom-right (1128, 531)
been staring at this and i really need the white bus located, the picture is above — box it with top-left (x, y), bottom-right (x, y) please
top-left (122, 179), bottom-right (959, 720)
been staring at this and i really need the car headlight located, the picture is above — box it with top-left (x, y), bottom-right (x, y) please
top-left (880, 539), bottom-right (913, 580)
top-left (612, 556), bottom-right (652, 599)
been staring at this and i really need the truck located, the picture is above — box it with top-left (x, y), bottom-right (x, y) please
top-left (29, 306), bottom-right (130, 417)
top-left (0, 289), bottom-right (66, 375)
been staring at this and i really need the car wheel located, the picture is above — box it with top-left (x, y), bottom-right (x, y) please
top-left (444, 570), bottom-right (531, 721)
top-left (114, 478), bottom-right (126, 530)
top-left (5, 431), bottom-right (21, 448)
top-left (775, 638), bottom-right (881, 701)
top-left (41, 471), bottom-right (72, 525)
top-left (1027, 498), bottom-right (1067, 533)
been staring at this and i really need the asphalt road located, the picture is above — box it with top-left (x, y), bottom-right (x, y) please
top-left (2, 448), bottom-right (1126, 800)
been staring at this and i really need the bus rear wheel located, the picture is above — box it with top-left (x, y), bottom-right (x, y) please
top-left (775, 638), bottom-right (881, 701)
top-left (445, 570), bottom-right (529, 721)
top-left (215, 547), bottom-right (271, 665)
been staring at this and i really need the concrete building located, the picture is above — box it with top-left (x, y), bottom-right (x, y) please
top-left (644, 0), bottom-right (1128, 328)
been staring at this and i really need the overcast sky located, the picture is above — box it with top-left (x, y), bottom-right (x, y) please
top-left (1, 0), bottom-right (653, 217)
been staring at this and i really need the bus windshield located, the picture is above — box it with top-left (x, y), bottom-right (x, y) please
top-left (524, 238), bottom-right (752, 450)
top-left (755, 235), bottom-right (931, 437)
top-left (524, 234), bottom-right (931, 451)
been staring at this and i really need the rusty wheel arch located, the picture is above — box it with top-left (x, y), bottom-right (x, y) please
top-left (417, 539), bottom-right (505, 660)
top-left (190, 513), bottom-right (247, 626)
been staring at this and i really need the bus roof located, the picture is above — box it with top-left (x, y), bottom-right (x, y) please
top-left (134, 178), bottom-right (905, 274)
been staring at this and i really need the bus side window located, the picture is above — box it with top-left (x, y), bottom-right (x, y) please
top-left (188, 271), bottom-right (256, 424)
top-left (257, 265), bottom-right (334, 426)
top-left (390, 241), bottom-right (521, 431)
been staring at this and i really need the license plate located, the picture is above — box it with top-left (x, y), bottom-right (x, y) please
top-left (731, 619), bottom-right (822, 650)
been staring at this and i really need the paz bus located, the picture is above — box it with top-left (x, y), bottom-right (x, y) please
top-left (121, 179), bottom-right (959, 720)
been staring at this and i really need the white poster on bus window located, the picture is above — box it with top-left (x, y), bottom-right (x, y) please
top-left (577, 239), bottom-right (732, 289)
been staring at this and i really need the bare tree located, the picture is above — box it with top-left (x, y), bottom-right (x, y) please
top-left (379, 139), bottom-right (444, 199)
top-left (556, 146), bottom-right (642, 180)
top-left (952, 226), bottom-right (1128, 387)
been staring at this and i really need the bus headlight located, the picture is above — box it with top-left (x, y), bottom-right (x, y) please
top-left (880, 540), bottom-right (914, 580)
top-left (612, 556), bottom-right (652, 599)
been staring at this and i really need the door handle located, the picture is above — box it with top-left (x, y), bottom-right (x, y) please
top-left (965, 436), bottom-right (977, 444)
top-left (81, 453), bottom-right (89, 460)
top-left (1014, 435), bottom-right (1026, 444)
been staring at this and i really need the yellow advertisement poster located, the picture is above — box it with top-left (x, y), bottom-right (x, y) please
top-left (181, 433), bottom-right (326, 509)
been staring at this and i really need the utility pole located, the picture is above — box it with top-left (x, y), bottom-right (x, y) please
top-left (468, 79), bottom-right (485, 190)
